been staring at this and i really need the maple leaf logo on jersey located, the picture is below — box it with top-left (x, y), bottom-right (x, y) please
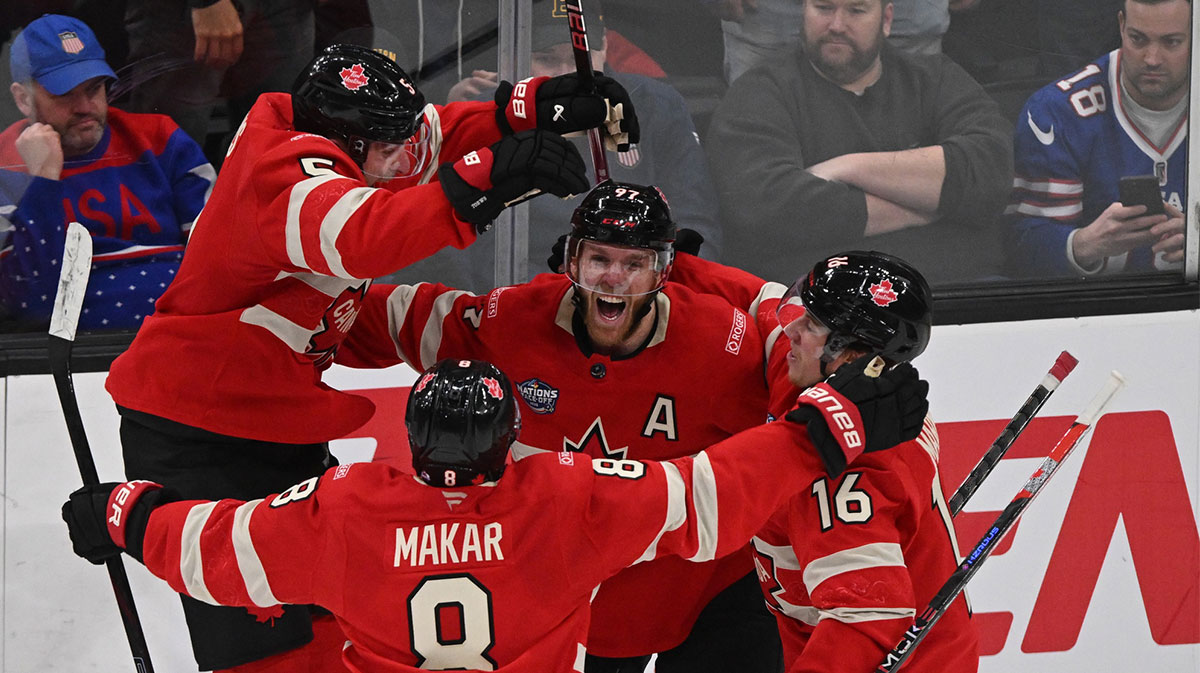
top-left (869, 279), bottom-right (899, 307)
top-left (340, 63), bottom-right (369, 90)
top-left (307, 281), bottom-right (370, 368)
top-left (244, 604), bottom-right (285, 626)
top-left (482, 377), bottom-right (504, 400)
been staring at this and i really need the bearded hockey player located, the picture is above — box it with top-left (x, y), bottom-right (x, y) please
top-left (102, 43), bottom-right (639, 673)
top-left (671, 250), bottom-right (980, 672)
top-left (64, 356), bottom-right (930, 673)
top-left (339, 180), bottom-right (785, 672)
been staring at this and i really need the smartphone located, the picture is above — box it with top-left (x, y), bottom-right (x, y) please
top-left (1118, 175), bottom-right (1165, 215)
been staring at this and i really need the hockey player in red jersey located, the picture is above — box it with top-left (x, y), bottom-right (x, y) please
top-left (671, 250), bottom-right (980, 672)
top-left (64, 356), bottom-right (930, 673)
top-left (102, 44), bottom-right (640, 673)
top-left (338, 181), bottom-right (783, 672)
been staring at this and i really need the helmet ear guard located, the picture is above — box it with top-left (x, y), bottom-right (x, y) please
top-left (406, 359), bottom-right (521, 488)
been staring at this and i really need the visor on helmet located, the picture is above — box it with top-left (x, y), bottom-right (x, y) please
top-left (566, 237), bottom-right (672, 298)
top-left (361, 122), bottom-right (430, 183)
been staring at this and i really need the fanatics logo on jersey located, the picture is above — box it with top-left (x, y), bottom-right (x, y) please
top-left (869, 280), bottom-right (899, 307)
top-left (340, 63), bottom-right (369, 90)
top-left (59, 31), bottom-right (85, 54)
top-left (518, 378), bottom-right (560, 414)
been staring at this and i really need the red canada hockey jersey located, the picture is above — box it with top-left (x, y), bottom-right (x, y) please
top-left (670, 254), bottom-right (979, 672)
top-left (339, 274), bottom-right (770, 655)
top-left (106, 92), bottom-right (503, 443)
top-left (140, 420), bottom-right (827, 673)
top-left (752, 418), bottom-right (978, 673)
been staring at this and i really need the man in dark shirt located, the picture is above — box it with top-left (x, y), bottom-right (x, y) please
top-left (707, 0), bottom-right (1013, 285)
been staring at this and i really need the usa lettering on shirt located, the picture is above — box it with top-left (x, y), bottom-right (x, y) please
top-left (394, 522), bottom-right (504, 567)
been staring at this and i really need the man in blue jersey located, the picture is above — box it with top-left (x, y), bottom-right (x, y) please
top-left (1006, 0), bottom-right (1188, 278)
top-left (1, 14), bottom-right (215, 331)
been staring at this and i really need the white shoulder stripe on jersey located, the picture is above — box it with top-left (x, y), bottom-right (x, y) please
top-left (240, 304), bottom-right (316, 353)
top-left (634, 460), bottom-right (686, 564)
top-left (509, 440), bottom-right (548, 461)
top-left (819, 605), bottom-right (916, 624)
top-left (687, 452), bottom-right (720, 562)
top-left (747, 280), bottom-right (788, 320)
top-left (319, 186), bottom-right (376, 279)
top-left (286, 174), bottom-right (341, 271)
top-left (231, 499), bottom-right (281, 607)
top-left (419, 289), bottom-right (473, 369)
top-left (179, 502), bottom-right (219, 606)
top-left (751, 536), bottom-right (802, 571)
top-left (803, 542), bottom-right (906, 594)
top-left (191, 162), bottom-right (217, 198)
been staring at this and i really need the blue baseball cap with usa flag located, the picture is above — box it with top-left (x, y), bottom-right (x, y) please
top-left (9, 14), bottom-right (117, 95)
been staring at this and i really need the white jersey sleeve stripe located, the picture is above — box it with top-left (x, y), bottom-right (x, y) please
top-left (774, 596), bottom-right (821, 626)
top-left (384, 283), bottom-right (423, 363)
top-left (319, 186), bottom-right (376, 279)
top-left (818, 606), bottom-right (916, 624)
top-left (418, 104), bottom-right (443, 185)
top-left (179, 502), bottom-right (219, 606)
top-left (420, 289), bottom-right (472, 369)
top-left (285, 175), bottom-right (340, 271)
top-left (1005, 201), bottom-right (1083, 218)
top-left (231, 499), bottom-right (281, 608)
top-left (802, 542), bottom-right (906, 594)
top-left (240, 304), bottom-right (315, 353)
top-left (634, 460), bottom-right (686, 564)
top-left (687, 452), bottom-right (720, 562)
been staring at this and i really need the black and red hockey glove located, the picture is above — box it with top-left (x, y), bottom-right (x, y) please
top-left (785, 355), bottom-right (929, 477)
top-left (62, 480), bottom-right (176, 564)
top-left (494, 73), bottom-right (640, 151)
top-left (440, 129), bottom-right (588, 230)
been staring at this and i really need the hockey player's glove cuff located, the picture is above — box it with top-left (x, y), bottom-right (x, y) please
top-left (62, 480), bottom-right (177, 564)
top-left (785, 356), bottom-right (929, 476)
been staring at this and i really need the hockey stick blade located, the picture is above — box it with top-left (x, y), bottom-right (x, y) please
top-left (48, 223), bottom-right (156, 673)
top-left (876, 370), bottom-right (1125, 673)
top-left (564, 1), bottom-right (610, 183)
top-left (949, 350), bottom-right (1078, 515)
top-left (50, 222), bottom-right (92, 342)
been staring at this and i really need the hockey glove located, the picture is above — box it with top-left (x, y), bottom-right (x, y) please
top-left (785, 355), bottom-right (929, 477)
top-left (62, 480), bottom-right (175, 564)
top-left (440, 129), bottom-right (589, 231)
top-left (494, 73), bottom-right (640, 151)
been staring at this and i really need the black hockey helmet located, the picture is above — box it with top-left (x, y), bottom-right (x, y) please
top-left (292, 43), bottom-right (427, 166)
top-left (566, 180), bottom-right (676, 295)
top-left (780, 251), bottom-right (932, 364)
top-left (406, 359), bottom-right (521, 488)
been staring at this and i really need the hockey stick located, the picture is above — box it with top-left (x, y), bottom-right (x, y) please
top-left (948, 350), bottom-right (1078, 516)
top-left (50, 222), bottom-right (155, 673)
top-left (876, 370), bottom-right (1125, 673)
top-left (565, 0), bottom-right (611, 183)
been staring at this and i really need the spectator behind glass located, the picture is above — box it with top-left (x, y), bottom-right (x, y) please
top-left (714, 0), bottom-right (969, 85)
top-left (1005, 0), bottom-right (1188, 278)
top-left (384, 0), bottom-right (722, 293)
top-left (0, 14), bottom-right (213, 332)
top-left (122, 0), bottom-right (314, 166)
top-left (706, 0), bottom-right (1013, 285)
